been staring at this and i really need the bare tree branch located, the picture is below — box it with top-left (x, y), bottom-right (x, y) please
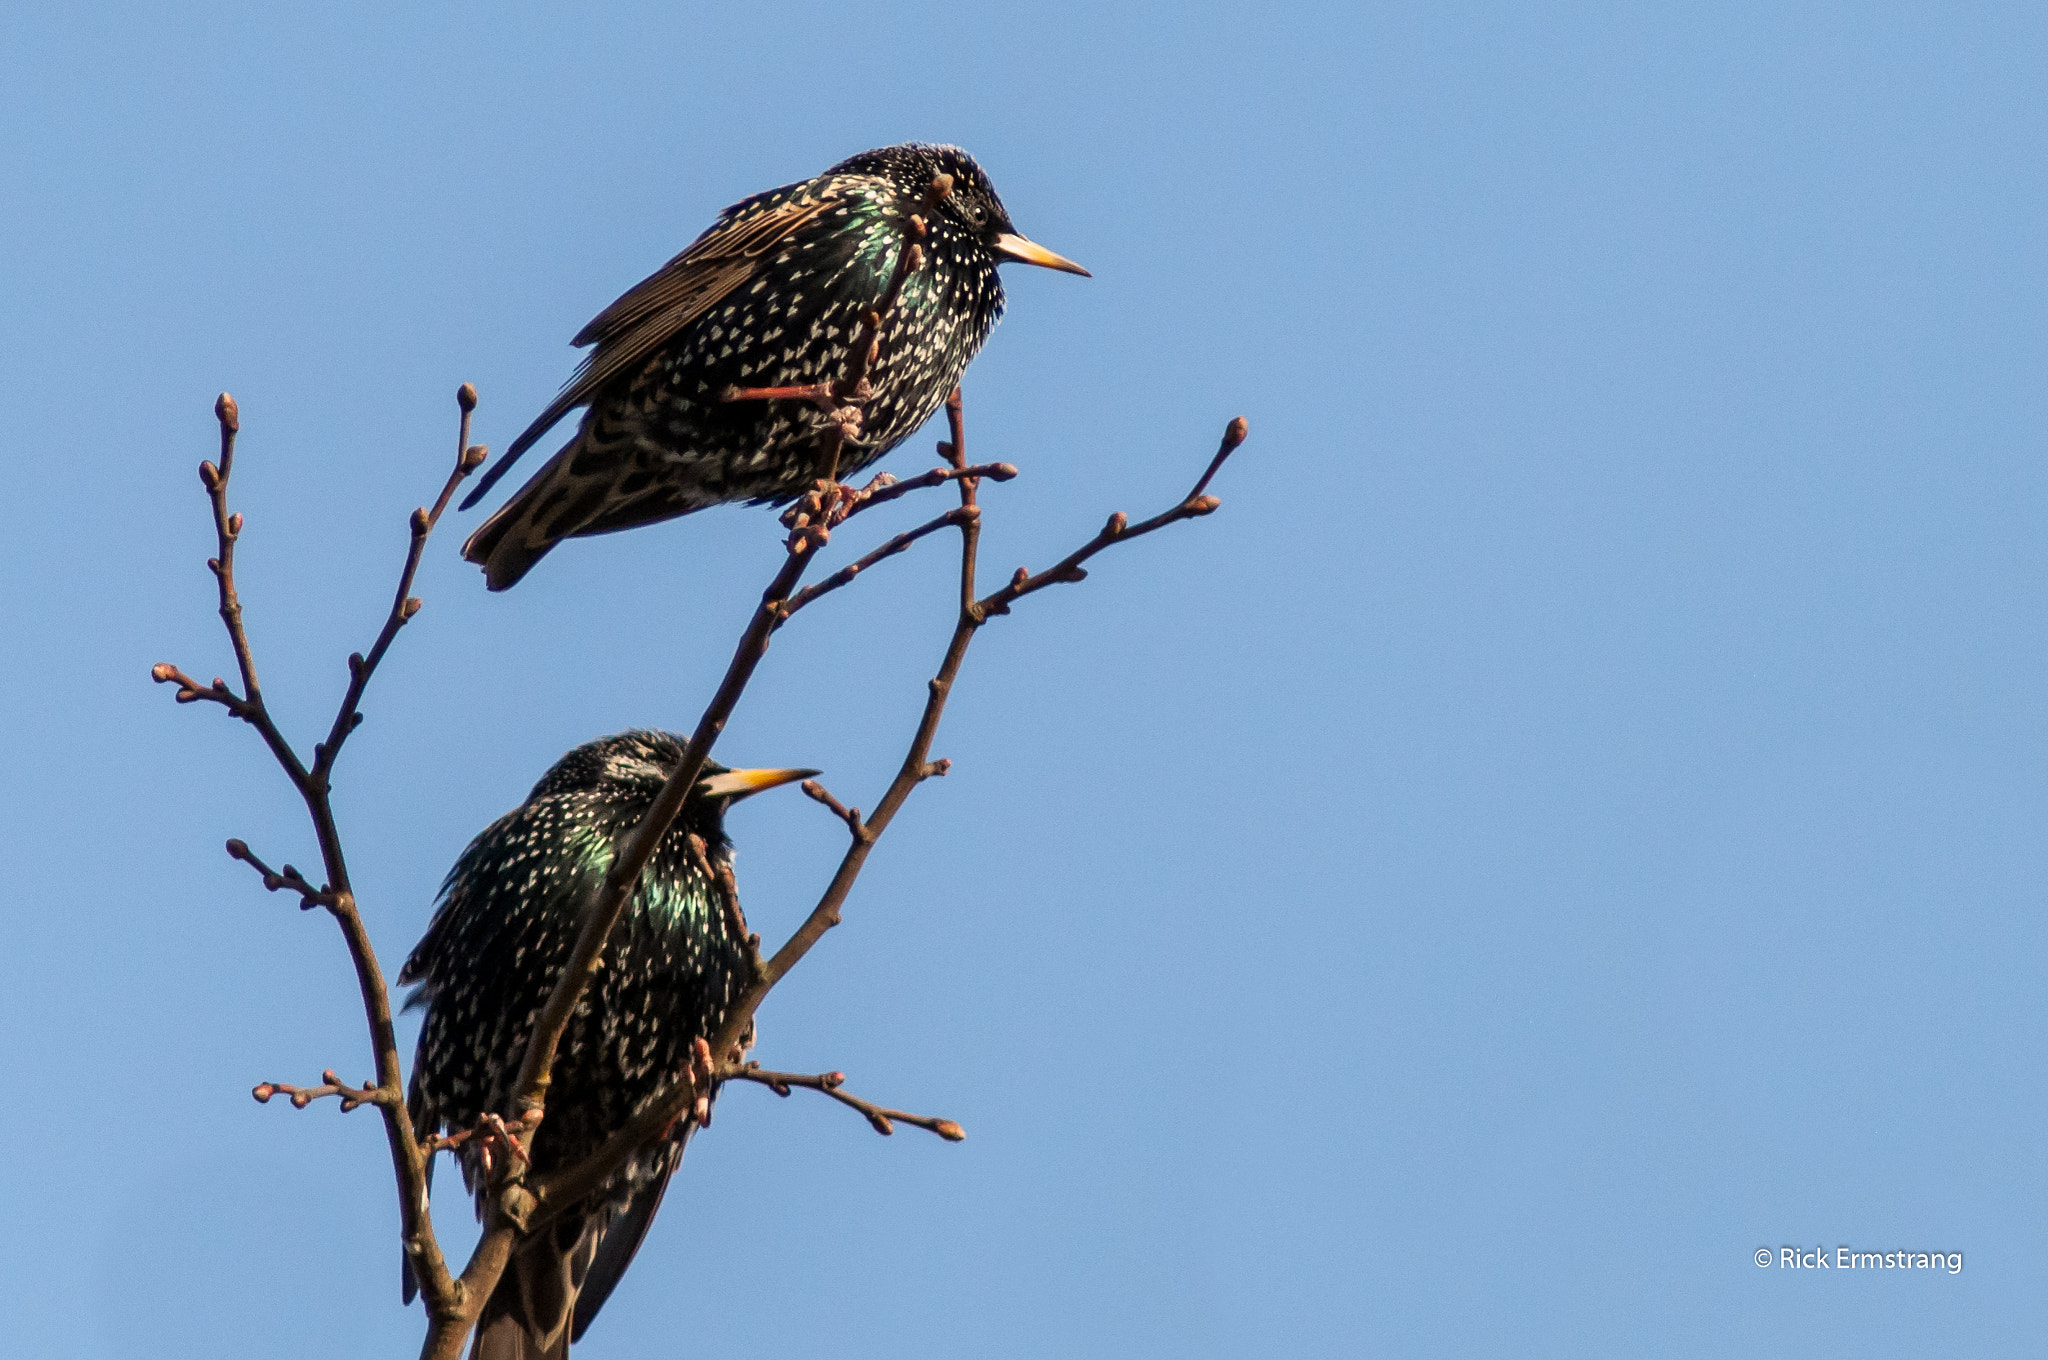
top-left (164, 168), bottom-right (1248, 1360)
top-left (733, 1064), bottom-right (965, 1141)
top-left (799, 778), bottom-right (870, 845)
top-left (253, 1069), bottom-right (391, 1111)
top-left (780, 504), bottom-right (979, 621)
top-left (224, 837), bottom-right (338, 910)
top-left (155, 384), bottom-right (485, 1320)
top-left (520, 392), bottom-right (1250, 1240)
top-left (977, 415), bottom-right (1250, 615)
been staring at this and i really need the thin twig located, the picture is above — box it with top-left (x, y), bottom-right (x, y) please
top-left (978, 416), bottom-right (1250, 616)
top-left (800, 779), bottom-right (870, 844)
top-left (224, 837), bottom-right (339, 910)
top-left (779, 504), bottom-right (978, 622)
top-left (506, 537), bottom-right (819, 1126)
top-left (155, 385), bottom-right (486, 1323)
top-left (834, 460), bottom-right (1017, 520)
top-left (526, 398), bottom-right (1250, 1236)
top-left (311, 389), bottom-right (489, 785)
top-left (685, 832), bottom-right (761, 975)
top-left (733, 1064), bottom-right (964, 1141)
top-left (506, 205), bottom-right (947, 1177)
top-left (253, 1069), bottom-right (392, 1111)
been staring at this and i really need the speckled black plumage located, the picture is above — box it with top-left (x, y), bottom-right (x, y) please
top-left (399, 732), bottom-right (769, 1358)
top-left (459, 143), bottom-right (1084, 589)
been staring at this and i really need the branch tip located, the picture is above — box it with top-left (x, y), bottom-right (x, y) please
top-left (215, 392), bottom-right (239, 432)
top-left (456, 382), bottom-right (478, 412)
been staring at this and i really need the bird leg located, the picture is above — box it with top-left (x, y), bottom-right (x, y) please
top-left (725, 195), bottom-right (932, 490)
top-left (422, 1111), bottom-right (537, 1188)
top-left (657, 1038), bottom-right (718, 1139)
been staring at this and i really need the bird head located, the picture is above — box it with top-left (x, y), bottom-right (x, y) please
top-left (532, 732), bottom-right (816, 831)
top-left (834, 143), bottom-right (1090, 278)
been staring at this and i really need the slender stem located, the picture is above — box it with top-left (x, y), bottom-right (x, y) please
top-left (527, 405), bottom-right (1250, 1229)
top-left (508, 537), bottom-right (820, 1118)
top-left (163, 387), bottom-right (487, 1319)
top-left (779, 504), bottom-right (977, 622)
top-left (732, 1065), bottom-right (964, 1140)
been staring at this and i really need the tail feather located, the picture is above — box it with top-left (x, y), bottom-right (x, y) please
top-left (461, 426), bottom-right (716, 590)
top-left (460, 441), bottom-right (584, 592)
top-left (469, 1220), bottom-right (600, 1360)
top-left (572, 1137), bottom-right (687, 1342)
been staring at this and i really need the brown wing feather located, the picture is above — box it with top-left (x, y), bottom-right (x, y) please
top-left (461, 186), bottom-right (852, 510)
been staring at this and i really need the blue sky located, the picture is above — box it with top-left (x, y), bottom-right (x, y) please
top-left (3, 2), bottom-right (2042, 1356)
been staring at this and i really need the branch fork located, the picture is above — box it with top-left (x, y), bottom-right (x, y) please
top-left (164, 173), bottom-right (1249, 1358)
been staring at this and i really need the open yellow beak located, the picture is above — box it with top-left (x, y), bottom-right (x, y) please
top-left (992, 232), bottom-right (1091, 277)
top-left (696, 767), bottom-right (819, 800)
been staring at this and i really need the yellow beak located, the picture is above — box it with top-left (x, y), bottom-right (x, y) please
top-left (992, 232), bottom-right (1091, 277)
top-left (696, 767), bottom-right (819, 800)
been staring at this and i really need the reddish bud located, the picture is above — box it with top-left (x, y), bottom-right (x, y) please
top-left (410, 506), bottom-right (431, 534)
top-left (225, 838), bottom-right (250, 860)
top-left (1224, 416), bottom-right (1248, 448)
top-left (199, 460), bottom-right (220, 490)
top-left (1105, 511), bottom-right (1127, 536)
top-left (253, 1083), bottom-right (277, 1102)
top-left (935, 1121), bottom-right (966, 1142)
top-left (402, 596), bottom-right (423, 619)
top-left (215, 393), bottom-right (240, 432)
top-left (456, 382), bottom-right (478, 412)
top-left (1190, 495), bottom-right (1221, 515)
top-left (226, 512), bottom-right (242, 537)
top-left (151, 663), bottom-right (176, 683)
top-left (462, 443), bottom-right (488, 471)
top-left (905, 243), bottom-right (924, 272)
